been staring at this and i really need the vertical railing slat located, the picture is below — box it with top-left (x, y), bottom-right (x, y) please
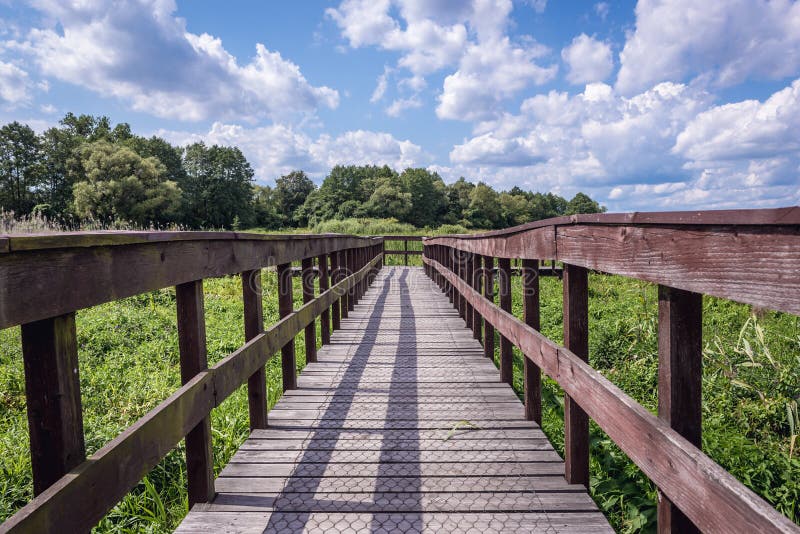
top-left (21, 312), bottom-right (86, 497)
top-left (563, 264), bottom-right (589, 487)
top-left (472, 253), bottom-right (482, 343)
top-left (317, 254), bottom-right (331, 344)
top-left (498, 257), bottom-right (513, 385)
top-left (241, 270), bottom-right (267, 430)
top-left (657, 285), bottom-right (702, 534)
top-left (522, 259), bottom-right (542, 425)
top-left (277, 263), bottom-right (297, 391)
top-left (175, 280), bottom-right (215, 506)
top-left (301, 257), bottom-right (317, 364)
top-left (483, 255), bottom-right (495, 361)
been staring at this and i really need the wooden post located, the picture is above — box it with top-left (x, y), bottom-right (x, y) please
top-left (465, 253), bottom-right (474, 330)
top-left (657, 285), bottom-right (702, 534)
top-left (483, 255), bottom-right (495, 361)
top-left (522, 259), bottom-right (542, 425)
top-left (347, 249), bottom-right (356, 311)
top-left (301, 257), bottom-right (317, 364)
top-left (318, 254), bottom-right (331, 344)
top-left (563, 263), bottom-right (589, 487)
top-left (277, 263), bottom-right (296, 391)
top-left (339, 250), bottom-right (349, 319)
top-left (21, 312), bottom-right (85, 496)
top-left (331, 251), bottom-right (342, 328)
top-left (404, 239), bottom-right (409, 266)
top-left (456, 251), bottom-right (465, 319)
top-left (241, 270), bottom-right (267, 430)
top-left (472, 254), bottom-right (483, 343)
top-left (447, 248), bottom-right (454, 304)
top-left (498, 257), bottom-right (513, 385)
top-left (176, 280), bottom-right (215, 506)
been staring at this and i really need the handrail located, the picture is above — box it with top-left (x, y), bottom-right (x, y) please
top-left (0, 232), bottom-right (385, 533)
top-left (421, 207), bottom-right (800, 534)
top-left (379, 235), bottom-right (423, 266)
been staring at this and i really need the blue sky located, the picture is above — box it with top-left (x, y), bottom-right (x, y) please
top-left (1, 0), bottom-right (799, 211)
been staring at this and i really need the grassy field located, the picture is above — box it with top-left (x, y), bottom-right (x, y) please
top-left (0, 229), bottom-right (798, 532)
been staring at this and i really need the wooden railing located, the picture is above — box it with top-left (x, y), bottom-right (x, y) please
top-left (422, 207), bottom-right (800, 534)
top-left (0, 232), bottom-right (384, 533)
top-left (380, 235), bottom-right (423, 265)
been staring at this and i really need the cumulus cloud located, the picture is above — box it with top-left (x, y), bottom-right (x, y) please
top-left (617, 0), bottom-right (800, 94)
top-left (158, 122), bottom-right (429, 182)
top-left (386, 96), bottom-right (422, 117)
top-left (445, 78), bottom-right (800, 209)
top-left (561, 34), bottom-right (613, 85)
top-left (328, 0), bottom-right (557, 120)
top-left (12, 0), bottom-right (338, 122)
top-left (0, 60), bottom-right (31, 104)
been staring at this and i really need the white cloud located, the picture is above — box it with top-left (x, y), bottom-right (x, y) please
top-left (158, 122), bottom-right (428, 183)
top-left (437, 37), bottom-right (557, 121)
top-left (446, 77), bottom-right (800, 209)
top-left (529, 0), bottom-right (547, 14)
top-left (561, 34), bottom-right (613, 85)
top-left (617, 0), bottom-right (800, 94)
top-left (385, 96), bottom-right (422, 117)
top-left (371, 68), bottom-right (389, 103)
top-left (0, 60), bottom-right (31, 104)
top-left (328, 0), bottom-right (557, 120)
top-left (14, 0), bottom-right (338, 122)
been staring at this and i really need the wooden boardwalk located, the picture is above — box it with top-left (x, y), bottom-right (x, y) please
top-left (177, 267), bottom-right (612, 533)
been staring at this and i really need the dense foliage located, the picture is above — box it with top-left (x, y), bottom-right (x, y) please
top-left (0, 115), bottom-right (604, 231)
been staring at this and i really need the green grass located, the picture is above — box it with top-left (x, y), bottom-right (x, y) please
top-left (1, 247), bottom-right (798, 532)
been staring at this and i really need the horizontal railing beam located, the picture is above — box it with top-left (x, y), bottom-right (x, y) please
top-left (423, 255), bottom-right (797, 534)
top-left (0, 235), bottom-right (381, 329)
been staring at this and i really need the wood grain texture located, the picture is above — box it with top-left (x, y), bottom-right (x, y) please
top-left (242, 270), bottom-right (268, 431)
top-left (20, 313), bottom-right (85, 496)
top-left (522, 259), bottom-right (541, 425)
top-left (316, 254), bottom-right (330, 345)
top-left (482, 255), bottom-right (495, 361)
top-left (563, 264), bottom-right (589, 488)
top-left (277, 263), bottom-right (296, 392)
top-left (0, 235), bottom-right (379, 329)
top-left (498, 257), bottom-right (513, 385)
top-left (301, 257), bottom-right (317, 364)
top-left (176, 280), bottom-right (216, 507)
top-left (657, 285), bottom-right (702, 534)
top-left (424, 256), bottom-right (798, 534)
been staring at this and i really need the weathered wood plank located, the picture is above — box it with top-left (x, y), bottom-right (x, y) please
top-left (21, 313), bottom-right (85, 497)
top-left (242, 270), bottom-right (268, 431)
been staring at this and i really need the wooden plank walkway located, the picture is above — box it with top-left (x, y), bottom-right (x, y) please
top-left (177, 267), bottom-right (612, 533)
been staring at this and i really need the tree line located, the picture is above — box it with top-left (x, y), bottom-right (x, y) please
top-left (0, 114), bottom-right (604, 231)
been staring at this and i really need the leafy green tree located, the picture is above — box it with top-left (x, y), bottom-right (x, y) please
top-left (0, 122), bottom-right (43, 215)
top-left (567, 192), bottom-right (606, 215)
top-left (363, 180), bottom-right (412, 220)
top-left (499, 192), bottom-right (530, 226)
top-left (124, 135), bottom-right (186, 185)
top-left (252, 185), bottom-right (282, 229)
top-left (182, 142), bottom-right (254, 228)
top-left (444, 177), bottom-right (475, 224)
top-left (38, 126), bottom-right (82, 217)
top-left (274, 170), bottom-right (315, 226)
top-left (71, 141), bottom-right (181, 225)
top-left (529, 192), bottom-right (569, 220)
top-left (398, 168), bottom-right (447, 227)
top-left (466, 182), bottom-right (503, 229)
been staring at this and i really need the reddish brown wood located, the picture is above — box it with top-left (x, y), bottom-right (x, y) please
top-left (339, 250), bottom-right (349, 319)
top-left (20, 312), bottom-right (85, 496)
top-left (483, 255), bottom-right (495, 361)
top-left (498, 257), bottom-right (513, 385)
top-left (465, 253), bottom-right (474, 330)
top-left (522, 259), bottom-right (542, 425)
top-left (317, 254), bottom-right (331, 344)
top-left (330, 252), bottom-right (342, 328)
top-left (404, 239), bottom-right (409, 266)
top-left (241, 270), bottom-right (267, 431)
top-left (175, 280), bottom-right (215, 506)
top-left (277, 263), bottom-right (296, 391)
top-left (347, 249), bottom-right (356, 311)
top-left (563, 263), bottom-right (589, 488)
top-left (301, 257), bottom-right (317, 364)
top-left (658, 285), bottom-right (703, 534)
top-left (472, 253), bottom-right (482, 343)
top-left (425, 254), bottom-right (799, 534)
